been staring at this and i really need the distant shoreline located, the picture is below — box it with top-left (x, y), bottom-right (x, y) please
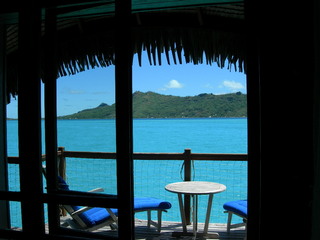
top-left (7, 117), bottom-right (247, 121)
top-left (58, 91), bottom-right (247, 119)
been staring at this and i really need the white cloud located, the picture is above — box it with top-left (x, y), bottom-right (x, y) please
top-left (221, 80), bottom-right (245, 91)
top-left (68, 89), bottom-right (85, 95)
top-left (165, 79), bottom-right (184, 89)
top-left (159, 79), bottom-right (184, 91)
top-left (158, 87), bottom-right (167, 91)
top-left (204, 83), bottom-right (214, 89)
top-left (92, 91), bottom-right (109, 95)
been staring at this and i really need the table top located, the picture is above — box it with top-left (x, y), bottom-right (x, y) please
top-left (165, 181), bottom-right (226, 195)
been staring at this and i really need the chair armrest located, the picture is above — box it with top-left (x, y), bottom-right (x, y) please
top-left (106, 208), bottom-right (118, 223)
top-left (88, 188), bottom-right (104, 193)
top-left (71, 206), bottom-right (93, 216)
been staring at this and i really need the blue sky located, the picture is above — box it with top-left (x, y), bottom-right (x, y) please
top-left (6, 51), bottom-right (246, 118)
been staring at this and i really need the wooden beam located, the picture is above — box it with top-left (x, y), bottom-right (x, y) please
top-left (18, 3), bottom-right (45, 237)
top-left (115, 0), bottom-right (134, 239)
top-left (44, 6), bottom-right (60, 235)
top-left (312, 1), bottom-right (320, 239)
top-left (0, 22), bottom-right (10, 231)
top-left (245, 0), bottom-right (262, 239)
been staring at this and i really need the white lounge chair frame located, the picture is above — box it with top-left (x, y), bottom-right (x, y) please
top-left (224, 210), bottom-right (247, 240)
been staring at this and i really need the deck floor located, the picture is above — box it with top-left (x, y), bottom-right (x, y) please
top-left (91, 219), bottom-right (246, 240)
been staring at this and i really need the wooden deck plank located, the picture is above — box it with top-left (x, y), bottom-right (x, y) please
top-left (90, 219), bottom-right (246, 239)
top-left (43, 212), bottom-right (247, 239)
top-left (42, 217), bottom-right (245, 239)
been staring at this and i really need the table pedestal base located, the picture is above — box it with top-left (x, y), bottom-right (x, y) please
top-left (172, 231), bottom-right (220, 239)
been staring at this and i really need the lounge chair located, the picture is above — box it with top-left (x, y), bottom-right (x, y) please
top-left (58, 177), bottom-right (171, 232)
top-left (223, 200), bottom-right (247, 234)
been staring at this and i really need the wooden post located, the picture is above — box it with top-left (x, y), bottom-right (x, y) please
top-left (115, 0), bottom-right (134, 239)
top-left (18, 3), bottom-right (45, 237)
top-left (312, 2), bottom-right (320, 240)
top-left (246, 1), bottom-right (262, 239)
top-left (57, 147), bottom-right (67, 217)
top-left (184, 149), bottom-right (191, 225)
top-left (44, 7), bottom-right (60, 233)
top-left (57, 147), bottom-right (66, 180)
top-left (0, 22), bottom-right (10, 231)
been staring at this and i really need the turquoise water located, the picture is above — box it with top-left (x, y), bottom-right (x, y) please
top-left (7, 118), bottom-right (247, 227)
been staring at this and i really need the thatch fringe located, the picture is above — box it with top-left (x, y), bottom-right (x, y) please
top-left (6, 23), bottom-right (245, 100)
top-left (55, 26), bottom-right (245, 78)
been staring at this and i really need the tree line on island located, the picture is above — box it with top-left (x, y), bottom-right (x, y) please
top-left (58, 91), bottom-right (247, 119)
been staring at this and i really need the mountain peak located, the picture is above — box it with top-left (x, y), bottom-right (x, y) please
top-left (98, 103), bottom-right (108, 107)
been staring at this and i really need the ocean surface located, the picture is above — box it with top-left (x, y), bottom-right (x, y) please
top-left (7, 118), bottom-right (247, 227)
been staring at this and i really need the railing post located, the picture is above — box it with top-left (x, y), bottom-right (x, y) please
top-left (57, 147), bottom-right (66, 180)
top-left (184, 148), bottom-right (192, 225)
top-left (57, 147), bottom-right (67, 216)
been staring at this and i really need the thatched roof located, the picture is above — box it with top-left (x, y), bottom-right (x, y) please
top-left (4, 2), bottom-right (245, 100)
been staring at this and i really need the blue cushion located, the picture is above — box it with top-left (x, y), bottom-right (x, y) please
top-left (134, 197), bottom-right (172, 211)
top-left (58, 176), bottom-right (70, 190)
top-left (73, 198), bottom-right (171, 227)
top-left (73, 206), bottom-right (118, 227)
top-left (223, 200), bottom-right (247, 218)
top-left (75, 198), bottom-right (172, 227)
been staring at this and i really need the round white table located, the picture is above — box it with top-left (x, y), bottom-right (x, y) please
top-left (165, 181), bottom-right (226, 238)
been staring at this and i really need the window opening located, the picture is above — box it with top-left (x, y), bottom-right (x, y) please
top-left (132, 51), bottom-right (247, 236)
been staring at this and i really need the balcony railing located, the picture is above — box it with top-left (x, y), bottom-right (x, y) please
top-left (8, 147), bottom-right (247, 227)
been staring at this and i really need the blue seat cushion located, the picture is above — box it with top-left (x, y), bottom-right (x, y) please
top-left (73, 197), bottom-right (171, 228)
top-left (223, 200), bottom-right (247, 218)
top-left (73, 197), bottom-right (171, 227)
top-left (73, 206), bottom-right (118, 227)
top-left (134, 197), bottom-right (172, 211)
top-left (58, 176), bottom-right (70, 190)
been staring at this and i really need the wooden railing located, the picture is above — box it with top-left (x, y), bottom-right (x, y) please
top-left (8, 147), bottom-right (247, 224)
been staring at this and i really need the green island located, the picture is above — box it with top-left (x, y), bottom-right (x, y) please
top-left (58, 91), bottom-right (247, 119)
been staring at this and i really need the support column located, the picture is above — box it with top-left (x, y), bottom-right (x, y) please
top-left (18, 4), bottom-right (45, 237)
top-left (245, 0), bottom-right (262, 239)
top-left (312, 1), bottom-right (320, 240)
top-left (115, 0), bottom-right (134, 239)
top-left (0, 22), bottom-right (10, 231)
top-left (44, 7), bottom-right (60, 234)
top-left (184, 149), bottom-right (191, 225)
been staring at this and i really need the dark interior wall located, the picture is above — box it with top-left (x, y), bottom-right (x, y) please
top-left (251, 1), bottom-right (314, 239)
